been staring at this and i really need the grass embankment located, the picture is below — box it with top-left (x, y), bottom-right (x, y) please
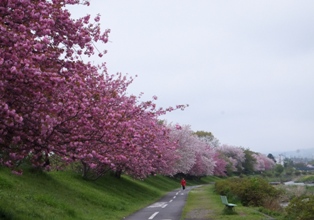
top-left (0, 167), bottom-right (187, 220)
top-left (182, 184), bottom-right (278, 220)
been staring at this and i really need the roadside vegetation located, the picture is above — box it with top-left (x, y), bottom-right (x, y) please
top-left (204, 161), bottom-right (314, 220)
top-left (213, 176), bottom-right (284, 219)
top-left (182, 173), bottom-right (314, 220)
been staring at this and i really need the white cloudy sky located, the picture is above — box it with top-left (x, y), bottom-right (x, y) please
top-left (69, 1), bottom-right (314, 154)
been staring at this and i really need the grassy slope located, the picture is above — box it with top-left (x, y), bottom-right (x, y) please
top-left (0, 167), bottom-right (182, 220)
top-left (0, 167), bottom-right (281, 220)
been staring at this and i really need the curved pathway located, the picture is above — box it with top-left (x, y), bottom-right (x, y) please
top-left (124, 186), bottom-right (199, 220)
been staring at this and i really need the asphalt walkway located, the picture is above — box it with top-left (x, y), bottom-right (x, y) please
top-left (124, 186), bottom-right (199, 220)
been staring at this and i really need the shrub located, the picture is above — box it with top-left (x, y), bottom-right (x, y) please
top-left (295, 170), bottom-right (301, 176)
top-left (235, 177), bottom-right (281, 206)
top-left (285, 195), bottom-right (314, 220)
top-left (215, 177), bottom-right (282, 207)
top-left (301, 175), bottom-right (314, 183)
top-left (214, 179), bottom-right (231, 196)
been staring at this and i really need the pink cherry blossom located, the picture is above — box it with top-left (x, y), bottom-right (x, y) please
top-left (0, 0), bottom-right (187, 178)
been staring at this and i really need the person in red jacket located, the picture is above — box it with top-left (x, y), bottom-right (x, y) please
top-left (181, 178), bottom-right (186, 190)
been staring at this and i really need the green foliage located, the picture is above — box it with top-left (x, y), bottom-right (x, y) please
top-left (193, 130), bottom-right (219, 146)
top-left (194, 130), bottom-right (214, 138)
top-left (267, 153), bottom-right (276, 163)
top-left (295, 170), bottom-right (301, 176)
top-left (285, 195), bottom-right (314, 220)
top-left (284, 158), bottom-right (294, 168)
top-left (258, 207), bottom-right (282, 217)
top-left (298, 175), bottom-right (314, 183)
top-left (214, 177), bottom-right (282, 207)
top-left (294, 175), bottom-right (314, 183)
top-left (0, 176), bottom-right (13, 189)
top-left (261, 170), bottom-right (273, 178)
top-left (242, 149), bottom-right (256, 175)
top-left (222, 207), bottom-right (237, 215)
top-left (285, 167), bottom-right (294, 176)
top-left (275, 164), bottom-right (284, 175)
top-left (305, 186), bottom-right (314, 194)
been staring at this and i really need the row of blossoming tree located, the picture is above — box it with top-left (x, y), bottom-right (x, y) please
top-left (0, 0), bottom-right (275, 179)
top-left (165, 124), bottom-right (275, 179)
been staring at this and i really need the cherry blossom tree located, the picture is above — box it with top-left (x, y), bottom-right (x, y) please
top-left (253, 153), bottom-right (276, 172)
top-left (167, 124), bottom-right (197, 175)
top-left (187, 142), bottom-right (216, 177)
top-left (1, 0), bottom-right (109, 171)
top-left (212, 151), bottom-right (227, 176)
top-left (217, 144), bottom-right (245, 174)
top-left (0, 0), bottom-right (187, 178)
top-left (88, 100), bottom-right (181, 179)
top-left (167, 124), bottom-right (217, 177)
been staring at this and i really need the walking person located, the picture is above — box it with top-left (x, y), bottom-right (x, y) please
top-left (181, 178), bottom-right (186, 190)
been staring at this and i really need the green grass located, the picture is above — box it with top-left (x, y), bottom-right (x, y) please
top-left (0, 167), bottom-right (182, 220)
top-left (296, 175), bottom-right (314, 183)
top-left (181, 184), bottom-right (282, 220)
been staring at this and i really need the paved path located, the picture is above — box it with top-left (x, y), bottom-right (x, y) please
top-left (124, 186), bottom-right (199, 220)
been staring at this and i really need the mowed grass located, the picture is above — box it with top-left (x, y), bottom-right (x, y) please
top-left (0, 167), bottom-right (182, 220)
top-left (181, 184), bottom-right (276, 220)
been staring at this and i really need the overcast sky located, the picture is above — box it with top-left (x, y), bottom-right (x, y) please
top-left (69, 1), bottom-right (314, 155)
